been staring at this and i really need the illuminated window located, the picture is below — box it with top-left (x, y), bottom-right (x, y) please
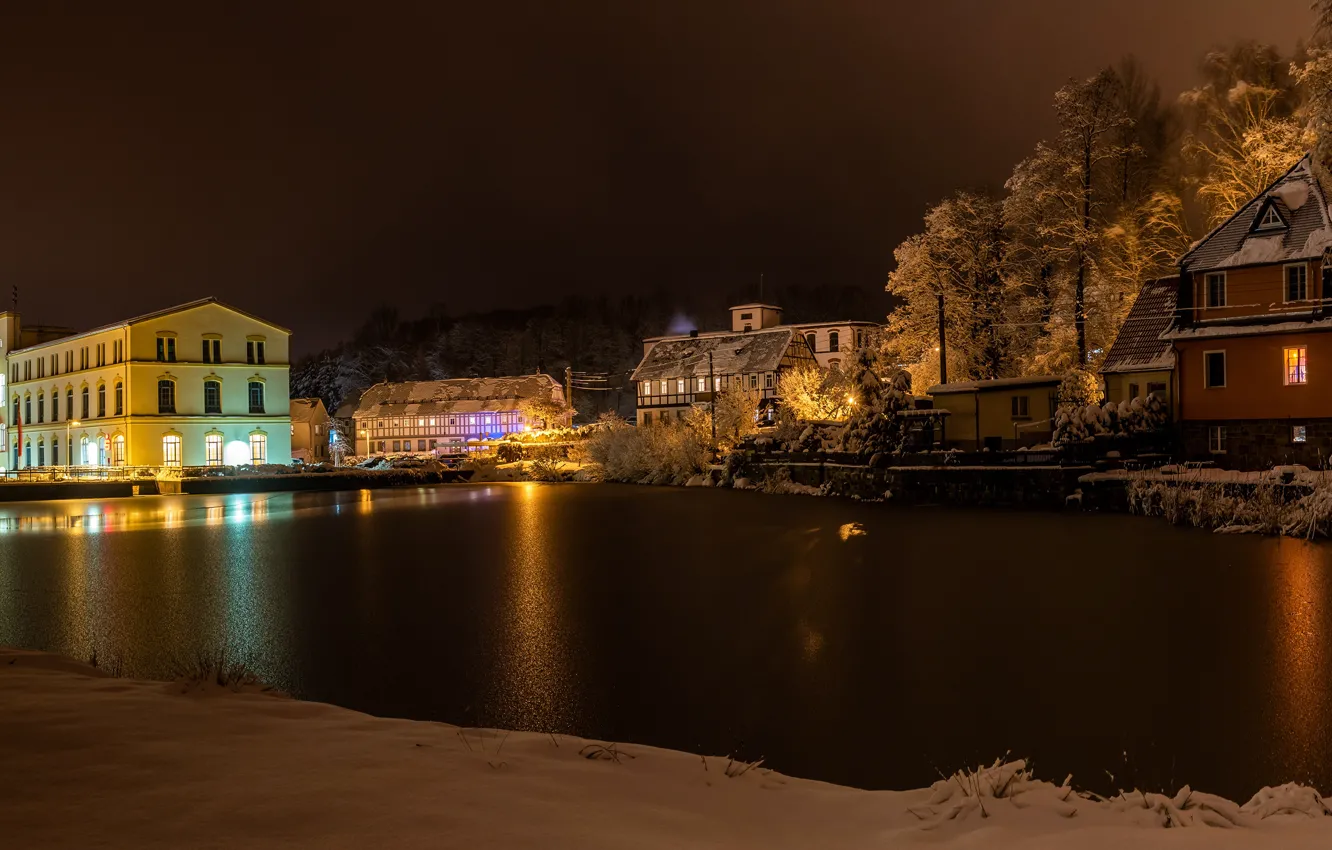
top-left (659, 380), bottom-right (667, 395)
top-left (114, 382), bottom-right (123, 416)
top-left (677, 378), bottom-right (685, 393)
top-left (158, 380), bottom-right (176, 413)
top-left (1293, 425), bottom-right (1308, 444)
top-left (1208, 425), bottom-right (1226, 454)
top-left (697, 377), bottom-right (706, 392)
top-left (111, 435), bottom-right (125, 465)
top-left (249, 433), bottom-right (268, 465)
top-left (1285, 346), bottom-right (1307, 385)
top-left (248, 381), bottom-right (265, 414)
top-left (162, 434), bottom-right (182, 467)
top-left (1205, 272), bottom-right (1226, 308)
top-left (1286, 265), bottom-right (1309, 302)
top-left (714, 376), bottom-right (721, 391)
top-left (205, 434), bottom-right (223, 466)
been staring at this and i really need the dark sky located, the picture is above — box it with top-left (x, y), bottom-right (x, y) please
top-left (0, 2), bottom-right (1313, 355)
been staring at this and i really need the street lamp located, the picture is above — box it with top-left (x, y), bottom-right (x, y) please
top-left (66, 419), bottom-right (80, 473)
top-left (359, 429), bottom-right (369, 458)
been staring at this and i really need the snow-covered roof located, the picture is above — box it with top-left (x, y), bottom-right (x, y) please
top-left (927, 375), bottom-right (1062, 394)
top-left (1164, 313), bottom-right (1332, 342)
top-left (632, 328), bottom-right (795, 382)
top-left (1180, 154), bottom-right (1332, 273)
top-left (729, 303), bottom-right (783, 311)
top-left (350, 375), bottom-right (562, 419)
top-left (1099, 276), bottom-right (1178, 374)
top-left (289, 398), bottom-right (328, 423)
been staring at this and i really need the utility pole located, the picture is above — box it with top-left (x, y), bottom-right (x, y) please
top-left (937, 292), bottom-right (948, 385)
top-left (708, 352), bottom-right (716, 446)
top-left (564, 366), bottom-right (573, 424)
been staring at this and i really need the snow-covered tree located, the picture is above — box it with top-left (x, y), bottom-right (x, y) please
top-left (1297, 3), bottom-right (1332, 173)
top-left (779, 363), bottom-right (852, 422)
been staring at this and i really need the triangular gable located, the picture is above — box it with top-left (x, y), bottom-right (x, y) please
top-left (1249, 198), bottom-right (1289, 233)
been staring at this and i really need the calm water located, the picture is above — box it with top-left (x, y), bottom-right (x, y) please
top-left (1, 483), bottom-right (1330, 799)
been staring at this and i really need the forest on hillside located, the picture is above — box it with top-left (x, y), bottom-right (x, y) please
top-left (887, 4), bottom-right (1332, 389)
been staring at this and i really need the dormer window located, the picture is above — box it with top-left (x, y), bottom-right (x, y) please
top-left (1254, 201), bottom-right (1287, 232)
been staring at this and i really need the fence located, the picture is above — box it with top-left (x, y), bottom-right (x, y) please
top-left (0, 465), bottom-right (169, 483)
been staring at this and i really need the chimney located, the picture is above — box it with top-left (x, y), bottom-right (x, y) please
top-left (689, 329), bottom-right (698, 338)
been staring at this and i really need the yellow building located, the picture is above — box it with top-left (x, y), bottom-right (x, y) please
top-left (1, 298), bottom-right (291, 470)
top-left (927, 376), bottom-right (1061, 450)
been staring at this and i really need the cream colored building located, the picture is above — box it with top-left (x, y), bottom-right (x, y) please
top-left (2, 298), bottom-right (292, 470)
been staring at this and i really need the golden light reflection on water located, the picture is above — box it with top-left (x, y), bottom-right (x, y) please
top-left (0, 495), bottom-right (282, 534)
top-left (489, 483), bottom-right (576, 731)
top-left (1266, 539), bottom-right (1330, 778)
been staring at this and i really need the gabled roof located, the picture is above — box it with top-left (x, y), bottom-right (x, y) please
top-left (927, 375), bottom-right (1062, 394)
top-left (289, 398), bottom-right (328, 423)
top-left (631, 328), bottom-right (795, 382)
top-left (1099, 276), bottom-right (1178, 374)
top-left (1181, 154), bottom-right (1332, 273)
top-left (350, 375), bottom-right (562, 418)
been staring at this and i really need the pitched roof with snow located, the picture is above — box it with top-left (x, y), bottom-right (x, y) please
top-left (289, 398), bottom-right (328, 423)
top-left (631, 329), bottom-right (795, 382)
top-left (926, 375), bottom-right (1062, 394)
top-left (1099, 276), bottom-right (1178, 374)
top-left (350, 375), bottom-right (562, 418)
top-left (1181, 155), bottom-right (1332, 274)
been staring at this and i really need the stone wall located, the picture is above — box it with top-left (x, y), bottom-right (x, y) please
top-left (764, 461), bottom-right (1087, 508)
top-left (1181, 419), bottom-right (1332, 470)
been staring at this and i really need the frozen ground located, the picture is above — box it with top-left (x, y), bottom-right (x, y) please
top-left (3, 648), bottom-right (1332, 848)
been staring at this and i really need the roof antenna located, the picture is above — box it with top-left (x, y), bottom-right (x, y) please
top-left (759, 273), bottom-right (764, 303)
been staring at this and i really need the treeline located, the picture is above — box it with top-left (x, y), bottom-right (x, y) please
top-left (291, 284), bottom-right (883, 419)
top-left (887, 12), bottom-right (1332, 389)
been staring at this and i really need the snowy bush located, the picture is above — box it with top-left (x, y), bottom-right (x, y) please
top-left (582, 414), bottom-right (710, 485)
top-left (836, 348), bottom-right (914, 455)
top-left (1127, 474), bottom-right (1332, 538)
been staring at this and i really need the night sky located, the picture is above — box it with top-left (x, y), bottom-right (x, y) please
top-left (0, 2), bottom-right (1312, 354)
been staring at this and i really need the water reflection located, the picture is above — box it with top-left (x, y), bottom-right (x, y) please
top-left (488, 483), bottom-right (577, 731)
top-left (1266, 539), bottom-right (1331, 778)
top-left (0, 494), bottom-right (284, 534)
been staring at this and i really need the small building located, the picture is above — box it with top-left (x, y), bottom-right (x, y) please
top-left (349, 374), bottom-right (567, 456)
top-left (1167, 153), bottom-right (1332, 468)
top-left (2, 297), bottom-right (292, 469)
top-left (289, 398), bottom-right (331, 463)
top-left (927, 376), bottom-right (1062, 450)
top-left (1099, 276), bottom-right (1177, 411)
top-left (632, 328), bottom-right (817, 424)
top-left (717, 303), bottom-right (878, 371)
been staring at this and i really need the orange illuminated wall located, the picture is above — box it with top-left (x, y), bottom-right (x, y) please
top-left (1188, 260), bottom-right (1323, 323)
top-left (1176, 332), bottom-right (1332, 421)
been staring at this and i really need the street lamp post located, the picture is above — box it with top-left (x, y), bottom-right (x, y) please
top-left (66, 419), bottom-right (79, 474)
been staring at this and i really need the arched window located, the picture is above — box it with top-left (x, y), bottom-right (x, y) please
top-left (248, 381), bottom-right (265, 414)
top-left (114, 382), bottom-right (123, 416)
top-left (249, 432), bottom-right (268, 465)
top-left (204, 380), bottom-right (222, 414)
top-left (80, 436), bottom-right (89, 466)
top-left (805, 332), bottom-right (816, 353)
top-left (36, 392), bottom-right (44, 423)
top-left (158, 380), bottom-right (176, 414)
top-left (97, 384), bottom-right (106, 417)
top-left (24, 395), bottom-right (31, 424)
top-left (205, 433), bottom-right (224, 466)
top-left (162, 434), bottom-right (182, 467)
top-left (51, 389), bottom-right (59, 422)
top-left (81, 386), bottom-right (89, 419)
top-left (66, 389), bottom-right (74, 420)
top-left (828, 331), bottom-right (840, 353)
top-left (112, 434), bottom-right (126, 465)
top-left (25, 439), bottom-right (32, 468)
top-left (37, 439), bottom-right (44, 467)
top-left (11, 396), bottom-right (19, 425)
top-left (52, 437), bottom-right (59, 467)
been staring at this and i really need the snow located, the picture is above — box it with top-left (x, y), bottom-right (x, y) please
top-left (1165, 315), bottom-right (1332, 341)
top-left (1271, 181), bottom-right (1310, 212)
top-left (1216, 233), bottom-right (1286, 268)
top-left (5, 648), bottom-right (1332, 848)
top-left (928, 375), bottom-right (1061, 394)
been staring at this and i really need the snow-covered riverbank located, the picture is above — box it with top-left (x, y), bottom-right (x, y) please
top-left (2, 649), bottom-right (1331, 848)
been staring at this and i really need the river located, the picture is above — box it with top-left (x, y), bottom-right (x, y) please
top-left (1, 482), bottom-right (1329, 800)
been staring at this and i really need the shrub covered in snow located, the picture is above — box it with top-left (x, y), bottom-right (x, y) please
top-left (836, 348), bottom-right (914, 456)
top-left (582, 413), bottom-right (711, 485)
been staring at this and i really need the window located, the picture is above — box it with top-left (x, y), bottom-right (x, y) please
top-left (24, 395), bottom-right (31, 424)
top-left (640, 411), bottom-right (651, 425)
top-left (392, 440), bottom-right (401, 452)
top-left (97, 384), bottom-right (106, 417)
top-left (641, 381), bottom-right (651, 396)
top-left (66, 389), bottom-right (73, 419)
top-left (1208, 425), bottom-right (1226, 454)
top-left (1147, 382), bottom-right (1166, 398)
top-left (1285, 346), bottom-right (1308, 385)
top-left (1011, 396), bottom-right (1029, 417)
top-left (205, 434), bottom-right (223, 466)
top-left (249, 433), bottom-right (267, 465)
top-left (112, 435), bottom-right (125, 465)
top-left (81, 387), bottom-right (89, 419)
top-left (740, 312), bottom-right (753, 320)
top-left (418, 440), bottom-right (426, 451)
top-left (659, 380), bottom-right (667, 395)
top-left (114, 382), bottom-right (123, 416)
top-left (162, 434), bottom-right (182, 467)
top-left (158, 380), bottom-right (176, 413)
top-left (1204, 351), bottom-right (1226, 388)
top-left (676, 379), bottom-right (685, 393)
top-left (749, 373), bottom-right (758, 388)
top-left (1286, 264), bottom-right (1309, 302)
top-left (1294, 425), bottom-right (1308, 444)
top-left (806, 332), bottom-right (816, 353)
top-left (248, 381), bottom-right (265, 413)
top-left (1128, 383), bottom-right (1140, 400)
top-left (51, 391), bottom-right (58, 421)
top-left (204, 380), bottom-right (222, 414)
top-left (37, 440), bottom-right (44, 467)
top-left (1205, 272), bottom-right (1226, 308)
top-left (202, 338), bottom-right (221, 363)
top-left (247, 340), bottom-right (266, 365)
top-left (829, 331), bottom-right (840, 352)
top-left (714, 376), bottom-right (721, 391)
top-left (1258, 204), bottom-right (1284, 229)
top-left (764, 373), bottom-right (774, 388)
top-left (52, 438), bottom-right (59, 466)
top-left (697, 377), bottom-right (706, 392)
top-left (36, 392), bottom-right (43, 423)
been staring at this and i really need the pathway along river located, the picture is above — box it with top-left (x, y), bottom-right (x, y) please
top-left (1, 483), bottom-right (1330, 800)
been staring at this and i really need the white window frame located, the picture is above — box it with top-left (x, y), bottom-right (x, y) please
top-left (1284, 346), bottom-right (1308, 386)
top-left (1259, 205), bottom-right (1284, 229)
top-left (249, 433), bottom-right (268, 465)
top-left (162, 434), bottom-right (182, 467)
top-left (677, 378), bottom-right (685, 394)
top-left (642, 381), bottom-right (651, 396)
top-left (1208, 425), bottom-right (1226, 454)
top-left (205, 434), bottom-right (224, 466)
top-left (1203, 350), bottom-right (1227, 389)
top-left (697, 377), bottom-right (706, 392)
top-left (1284, 263), bottom-right (1309, 304)
top-left (1204, 272), bottom-right (1227, 309)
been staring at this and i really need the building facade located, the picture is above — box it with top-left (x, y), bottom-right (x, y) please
top-left (927, 376), bottom-right (1061, 450)
top-left (1167, 154), bottom-right (1332, 468)
top-left (348, 375), bottom-right (567, 456)
top-left (1099, 276), bottom-right (1177, 411)
top-left (2, 298), bottom-right (292, 470)
top-left (290, 398), bottom-right (331, 463)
